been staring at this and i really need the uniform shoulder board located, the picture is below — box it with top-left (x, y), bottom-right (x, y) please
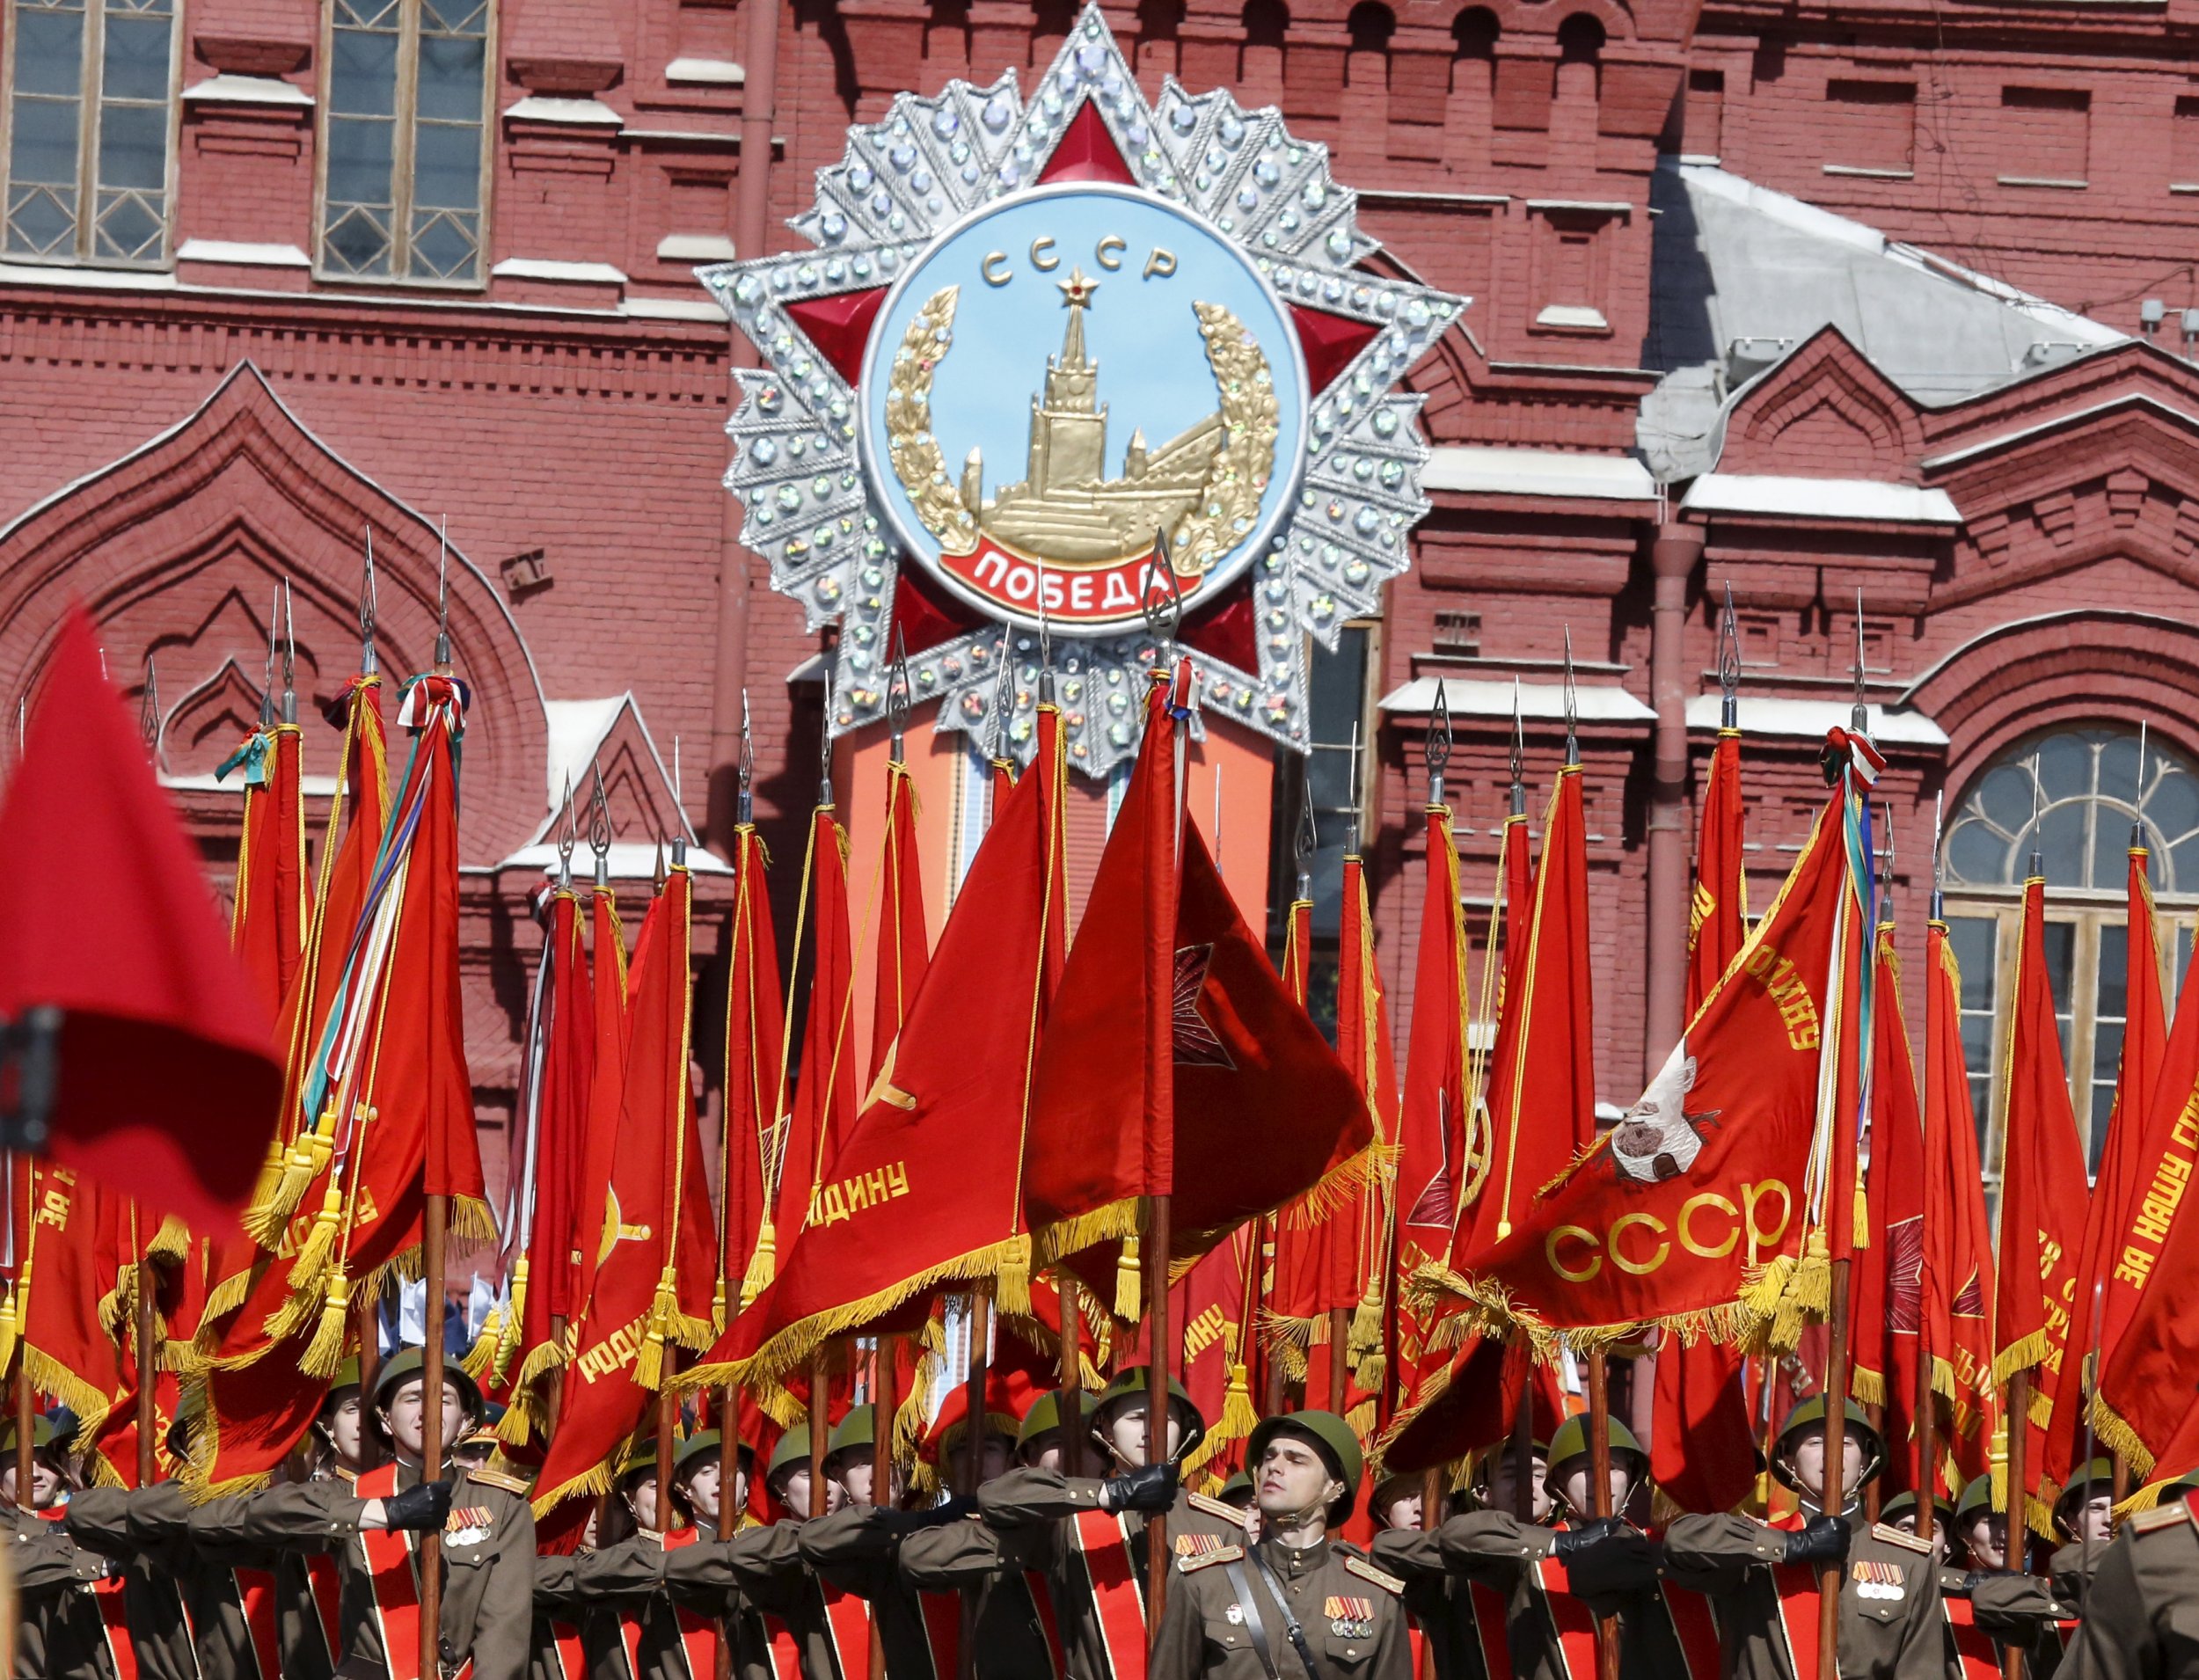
top-left (1179, 1544), bottom-right (1244, 1575)
top-left (2130, 1498), bottom-right (2195, 1536)
top-left (464, 1466), bottom-right (532, 1498)
top-left (1184, 1491), bottom-right (1244, 1523)
top-left (1871, 1523), bottom-right (1932, 1555)
top-left (1343, 1554), bottom-right (1406, 1596)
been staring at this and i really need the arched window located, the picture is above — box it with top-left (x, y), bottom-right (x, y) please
top-left (1941, 724), bottom-right (2199, 1176)
top-left (1452, 7), bottom-right (1499, 59)
top-left (1556, 12), bottom-right (1605, 62)
top-left (1242, 0), bottom-right (1289, 50)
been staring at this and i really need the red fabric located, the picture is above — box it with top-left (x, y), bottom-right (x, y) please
top-left (1923, 919), bottom-right (1997, 1487)
top-left (720, 828), bottom-right (785, 1313)
top-left (533, 868), bottom-right (717, 1525)
top-left (770, 806), bottom-right (860, 1275)
top-left (355, 1464), bottom-right (428, 1680)
top-left (1178, 579), bottom-right (1260, 677)
top-left (1852, 918), bottom-right (1926, 1500)
top-left (700, 707), bottom-right (1069, 1378)
top-left (1392, 805), bottom-right (1470, 1370)
top-left (570, 886), bottom-right (632, 1320)
top-left (1992, 876), bottom-right (2093, 1512)
top-left (888, 567), bottom-right (987, 662)
top-left (18, 1162), bottom-right (134, 1441)
top-left (1653, 727), bottom-right (1756, 1516)
top-left (0, 608), bottom-right (280, 1230)
top-left (230, 723), bottom-right (308, 1015)
top-left (870, 763), bottom-right (931, 1084)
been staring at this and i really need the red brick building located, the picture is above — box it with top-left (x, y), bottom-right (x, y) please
top-left (0, 0), bottom-right (2191, 1204)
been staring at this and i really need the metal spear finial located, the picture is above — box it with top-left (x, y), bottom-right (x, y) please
top-left (1932, 790), bottom-right (1945, 922)
top-left (887, 628), bottom-right (911, 765)
top-left (1141, 530), bottom-right (1183, 668)
top-left (653, 832), bottom-right (667, 893)
top-left (1509, 677), bottom-right (1525, 817)
top-left (1345, 721), bottom-right (1363, 858)
top-left (281, 578), bottom-right (296, 724)
top-left (738, 688), bottom-right (755, 827)
top-left (360, 524), bottom-right (378, 678)
top-left (556, 776), bottom-right (576, 888)
top-left (670, 736), bottom-right (686, 867)
top-left (1036, 574), bottom-right (1055, 705)
top-left (819, 649), bottom-right (837, 807)
top-left (1427, 678), bottom-right (1453, 805)
top-left (1719, 582), bottom-right (1741, 729)
top-left (433, 518), bottom-right (452, 676)
top-left (589, 763), bottom-right (612, 887)
top-left (990, 632), bottom-right (1015, 763)
top-left (261, 586), bottom-right (280, 727)
top-left (1562, 628), bottom-right (1579, 768)
top-left (1295, 762), bottom-right (1317, 902)
top-left (1851, 589), bottom-right (1867, 734)
top-left (139, 653), bottom-right (160, 764)
top-left (1878, 800), bottom-right (1896, 891)
top-left (2029, 749), bottom-right (2045, 880)
top-left (2135, 719), bottom-right (2150, 847)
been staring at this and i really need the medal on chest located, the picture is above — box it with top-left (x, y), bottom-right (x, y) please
top-left (1850, 1559), bottom-right (1905, 1600)
top-left (1325, 1595), bottom-right (1375, 1639)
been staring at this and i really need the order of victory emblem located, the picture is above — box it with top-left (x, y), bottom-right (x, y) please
top-left (701, 4), bottom-right (1465, 775)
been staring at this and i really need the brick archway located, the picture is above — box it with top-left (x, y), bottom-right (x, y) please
top-left (0, 363), bottom-right (550, 863)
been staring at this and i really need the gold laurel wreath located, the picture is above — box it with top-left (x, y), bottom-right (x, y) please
top-left (1170, 302), bottom-right (1280, 577)
top-left (886, 285), bottom-right (981, 558)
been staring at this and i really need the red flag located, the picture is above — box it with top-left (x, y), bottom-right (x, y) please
top-left (1922, 916), bottom-right (1997, 1491)
top-left (2043, 844), bottom-right (2167, 1492)
top-left (0, 609), bottom-right (280, 1231)
top-left (223, 720), bottom-right (309, 1016)
top-left (871, 761), bottom-right (931, 1082)
top-left (1025, 673), bottom-right (1373, 1296)
top-left (689, 703), bottom-right (1070, 1383)
top-left (1421, 768), bottom-right (1868, 1351)
top-left (1390, 803), bottom-right (1471, 1413)
top-left (1991, 873), bottom-right (2093, 1523)
top-left (749, 803), bottom-right (859, 1304)
top-left (532, 864), bottom-right (716, 1528)
top-left (500, 885), bottom-right (595, 1445)
top-left (1653, 727), bottom-right (1756, 1514)
top-left (16, 1162), bottom-right (134, 1455)
top-left (721, 822), bottom-right (785, 1318)
top-left (1852, 917), bottom-right (1925, 1498)
top-left (567, 881), bottom-right (632, 1325)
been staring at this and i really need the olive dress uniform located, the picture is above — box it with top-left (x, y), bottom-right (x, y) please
top-left (895, 1506), bottom-right (1071, 1678)
top-left (216, 1457), bottom-right (537, 1680)
top-left (1663, 1509), bottom-right (1944, 1680)
top-left (1963, 1569), bottom-right (2077, 1680)
top-left (1355, 1533), bottom-right (1489, 1680)
top-left (660, 1517), bottom-right (876, 1680)
top-left (531, 1551), bottom-right (632, 1680)
top-left (796, 1503), bottom-right (980, 1678)
top-left (1148, 1530), bottom-right (1413, 1680)
top-left (2053, 1491), bottom-right (2199, 1680)
top-left (68, 1480), bottom-right (290, 1680)
top-left (9, 1499), bottom-right (120, 1680)
top-left (186, 1480), bottom-right (347, 1680)
top-left (566, 1525), bottom-right (771, 1680)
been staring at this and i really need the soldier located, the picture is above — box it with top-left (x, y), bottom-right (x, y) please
top-left (203, 1345), bottom-right (537, 1680)
top-left (896, 1389), bottom-right (1092, 1679)
top-left (1366, 1459), bottom-right (1483, 1680)
top-left (1664, 1396), bottom-right (1942, 1680)
top-left (795, 1488), bottom-right (976, 1675)
top-left (977, 1367), bottom-right (1245, 1679)
top-left (1372, 1415), bottom-right (1713, 1680)
top-left (1952, 1477), bottom-right (2009, 1573)
top-left (2057, 1469), bottom-right (2199, 1680)
top-left (669, 1427), bottom-right (754, 1541)
top-left (1876, 1492), bottom-right (1956, 1562)
top-left (1958, 1461), bottom-right (2122, 1679)
top-left (822, 1406), bottom-right (899, 1512)
top-left (570, 1443), bottom-right (736, 1680)
top-left (4, 1413), bottom-right (125, 1680)
top-left (1472, 1435), bottom-right (1552, 1523)
top-left (1151, 1409), bottom-right (1412, 1680)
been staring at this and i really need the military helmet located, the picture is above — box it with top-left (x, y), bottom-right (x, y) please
top-left (674, 1428), bottom-right (754, 1479)
top-left (1246, 1410), bottom-right (1363, 1525)
top-left (2053, 1457), bottom-right (2115, 1533)
top-left (1091, 1367), bottom-right (1204, 1439)
top-left (1770, 1397), bottom-right (1884, 1492)
top-left (1955, 1474), bottom-right (2002, 1525)
top-left (0, 1414), bottom-right (57, 1459)
top-left (370, 1346), bottom-right (485, 1421)
top-left (766, 1425), bottom-right (815, 1487)
top-left (1017, 1391), bottom-right (1079, 1453)
top-left (1878, 1489), bottom-right (1956, 1534)
top-left (1544, 1414), bottom-right (1648, 1508)
top-left (824, 1405), bottom-right (875, 1470)
top-left (1216, 1470), bottom-right (1254, 1508)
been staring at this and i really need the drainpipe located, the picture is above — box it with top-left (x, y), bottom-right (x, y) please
top-left (706, 0), bottom-right (784, 852)
top-left (1644, 519), bottom-right (1702, 1081)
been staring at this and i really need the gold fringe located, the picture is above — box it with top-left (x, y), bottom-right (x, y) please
top-left (530, 1455), bottom-right (618, 1520)
top-left (449, 1196), bottom-right (499, 1246)
top-left (149, 1216), bottom-right (192, 1260)
top-left (198, 1263), bottom-right (259, 1338)
top-left (1851, 1364), bottom-right (1886, 1408)
top-left (996, 1232), bottom-right (1034, 1320)
top-left (1278, 1143), bottom-right (1392, 1231)
top-left (23, 1345), bottom-right (117, 1445)
top-left (741, 1221), bottom-right (776, 1310)
top-left (1029, 1199), bottom-right (1143, 1271)
top-left (1217, 1363), bottom-right (1260, 1443)
top-left (300, 1276), bottom-right (352, 1377)
top-left (461, 1317), bottom-right (502, 1384)
top-left (243, 1121), bottom-right (334, 1250)
top-left (1114, 1236), bottom-right (1142, 1322)
top-left (1989, 1328), bottom-right (2051, 1393)
top-left (284, 1181), bottom-right (348, 1305)
top-left (2089, 1393), bottom-right (2154, 1482)
top-left (0, 1286), bottom-right (18, 1384)
top-left (1346, 1394), bottom-right (1377, 1442)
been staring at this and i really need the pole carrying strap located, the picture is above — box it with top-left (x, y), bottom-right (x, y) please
top-left (1251, 1549), bottom-right (1328, 1680)
top-left (1222, 1558), bottom-right (1288, 1680)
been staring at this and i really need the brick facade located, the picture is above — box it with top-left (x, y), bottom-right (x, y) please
top-left (0, 0), bottom-right (2191, 1202)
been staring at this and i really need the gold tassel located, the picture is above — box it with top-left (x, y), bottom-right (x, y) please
top-left (635, 1267), bottom-right (683, 1390)
top-left (1219, 1362), bottom-right (1259, 1443)
top-left (740, 1222), bottom-right (776, 1310)
top-left (286, 1179), bottom-right (347, 1303)
top-left (300, 1275), bottom-right (352, 1377)
top-left (0, 1283), bottom-right (18, 1384)
top-left (243, 1116), bottom-right (335, 1248)
top-left (1114, 1235), bottom-right (1142, 1321)
top-left (996, 1231), bottom-right (1033, 1319)
top-left (711, 1276), bottom-right (729, 1335)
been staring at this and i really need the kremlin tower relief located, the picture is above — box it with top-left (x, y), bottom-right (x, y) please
top-left (961, 267), bottom-right (1224, 562)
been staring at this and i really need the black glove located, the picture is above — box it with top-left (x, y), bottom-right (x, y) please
top-left (870, 1496), bottom-right (979, 1536)
top-left (1100, 1464), bottom-right (1179, 1515)
top-left (1781, 1515), bottom-right (1851, 1567)
top-left (381, 1479), bottom-right (454, 1533)
top-left (1552, 1516), bottom-right (1625, 1559)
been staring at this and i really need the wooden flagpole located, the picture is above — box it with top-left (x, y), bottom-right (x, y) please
top-left (419, 1190), bottom-right (449, 1679)
top-left (1586, 1352), bottom-right (1621, 1680)
top-left (808, 1349), bottom-right (830, 1519)
top-left (2004, 1371), bottom-right (2030, 1680)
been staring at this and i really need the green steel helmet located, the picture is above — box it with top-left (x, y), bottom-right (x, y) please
top-left (766, 1426), bottom-right (814, 1486)
top-left (1217, 1471), bottom-right (1255, 1508)
top-left (1771, 1397), bottom-right (1884, 1492)
top-left (1468, 1438), bottom-right (1550, 1494)
top-left (370, 1346), bottom-right (485, 1421)
top-left (0, 1415), bottom-right (56, 1459)
top-left (1879, 1490), bottom-right (1957, 1533)
top-left (1017, 1391), bottom-right (1076, 1451)
top-left (2054, 1457), bottom-right (2115, 1530)
top-left (326, 1355), bottom-right (362, 1397)
top-left (1246, 1411), bottom-right (1363, 1525)
top-left (1544, 1415), bottom-right (1647, 1508)
top-left (616, 1444), bottom-right (659, 1488)
top-left (675, 1429), bottom-right (755, 1479)
top-left (2163, 1466), bottom-right (2199, 1498)
top-left (1955, 1474), bottom-right (2000, 1524)
top-left (824, 1406), bottom-right (874, 1468)
top-left (1091, 1367), bottom-right (1204, 1439)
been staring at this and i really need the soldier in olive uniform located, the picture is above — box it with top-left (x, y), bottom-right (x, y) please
top-left (670, 1427), bottom-right (753, 1540)
top-left (1961, 1458), bottom-right (2130, 1677)
top-left (4, 1414), bottom-right (124, 1680)
top-left (2058, 1470), bottom-right (2199, 1680)
top-left (1373, 1415), bottom-right (1706, 1680)
top-left (1875, 1492), bottom-right (1955, 1563)
top-left (1151, 1410), bottom-right (1412, 1680)
top-left (1664, 1397), bottom-right (1942, 1680)
top-left (206, 1346), bottom-right (537, 1680)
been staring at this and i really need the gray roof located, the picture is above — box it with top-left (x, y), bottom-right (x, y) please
top-left (1639, 160), bottom-right (2125, 481)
